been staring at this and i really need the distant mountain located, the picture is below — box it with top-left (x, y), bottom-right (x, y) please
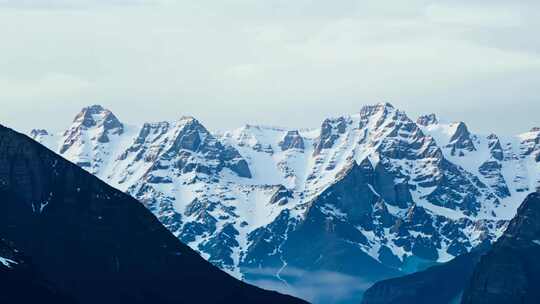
top-left (0, 124), bottom-right (305, 304)
top-left (461, 191), bottom-right (540, 304)
top-left (31, 103), bottom-right (540, 303)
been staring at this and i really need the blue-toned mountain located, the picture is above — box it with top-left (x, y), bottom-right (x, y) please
top-left (32, 102), bottom-right (540, 303)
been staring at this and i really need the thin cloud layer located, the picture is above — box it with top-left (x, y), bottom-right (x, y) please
top-left (244, 267), bottom-right (371, 303)
top-left (0, 0), bottom-right (156, 9)
top-left (0, 1), bottom-right (538, 134)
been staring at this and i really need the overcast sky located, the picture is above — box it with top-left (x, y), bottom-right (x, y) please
top-left (0, 0), bottom-right (539, 135)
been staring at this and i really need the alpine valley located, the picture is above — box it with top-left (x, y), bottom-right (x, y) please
top-left (31, 103), bottom-right (540, 303)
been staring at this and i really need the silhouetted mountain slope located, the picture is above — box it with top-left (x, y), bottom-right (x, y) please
top-left (361, 248), bottom-right (487, 304)
top-left (461, 192), bottom-right (540, 304)
top-left (362, 192), bottom-right (540, 304)
top-left (0, 239), bottom-right (76, 303)
top-left (0, 124), bottom-right (306, 304)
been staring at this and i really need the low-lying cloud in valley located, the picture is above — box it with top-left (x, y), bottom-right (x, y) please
top-left (245, 267), bottom-right (371, 304)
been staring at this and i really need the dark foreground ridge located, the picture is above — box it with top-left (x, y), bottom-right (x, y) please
top-left (361, 248), bottom-right (487, 304)
top-left (0, 125), bottom-right (306, 304)
top-left (0, 238), bottom-right (76, 303)
top-left (361, 192), bottom-right (540, 304)
top-left (461, 192), bottom-right (540, 304)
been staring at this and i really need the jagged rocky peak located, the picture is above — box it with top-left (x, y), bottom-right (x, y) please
top-left (177, 115), bottom-right (198, 125)
top-left (72, 104), bottom-right (123, 132)
top-left (30, 128), bottom-right (49, 137)
top-left (313, 102), bottom-right (400, 155)
top-left (417, 113), bottom-right (439, 126)
top-left (359, 102), bottom-right (395, 118)
top-left (311, 158), bottom-right (385, 225)
top-left (487, 133), bottom-right (504, 161)
top-left (520, 127), bottom-right (540, 161)
top-left (116, 121), bottom-right (171, 163)
top-left (60, 105), bottom-right (124, 153)
top-left (521, 127), bottom-right (540, 142)
top-left (169, 116), bottom-right (211, 152)
top-left (358, 102), bottom-right (402, 131)
top-left (313, 116), bottom-right (349, 155)
top-left (447, 121), bottom-right (476, 155)
top-left (29, 129), bottom-right (53, 147)
top-left (523, 127), bottom-right (540, 139)
top-left (336, 158), bottom-right (370, 181)
top-left (169, 115), bottom-right (219, 152)
top-left (370, 108), bottom-right (441, 161)
top-left (279, 130), bottom-right (305, 151)
top-left (136, 121), bottom-right (169, 145)
top-left (163, 116), bottom-right (252, 178)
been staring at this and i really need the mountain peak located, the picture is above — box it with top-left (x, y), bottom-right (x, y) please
top-left (378, 102), bottom-right (395, 109)
top-left (279, 130), bottom-right (305, 151)
top-left (359, 102), bottom-right (396, 117)
top-left (59, 105), bottom-right (124, 154)
top-left (314, 116), bottom-right (349, 155)
top-left (86, 104), bottom-right (105, 111)
top-left (417, 113), bottom-right (439, 126)
top-left (174, 116), bottom-right (210, 136)
top-left (30, 129), bottom-right (49, 137)
top-left (446, 121), bottom-right (476, 155)
top-left (487, 133), bottom-right (504, 161)
top-left (72, 105), bottom-right (123, 131)
top-left (178, 115), bottom-right (197, 123)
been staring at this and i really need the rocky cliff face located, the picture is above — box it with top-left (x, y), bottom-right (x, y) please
top-left (0, 124), bottom-right (305, 304)
top-left (461, 192), bottom-right (540, 304)
top-left (31, 102), bottom-right (540, 303)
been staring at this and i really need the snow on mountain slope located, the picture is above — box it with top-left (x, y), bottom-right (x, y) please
top-left (31, 103), bottom-right (540, 303)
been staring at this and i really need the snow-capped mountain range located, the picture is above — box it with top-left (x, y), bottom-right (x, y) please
top-left (31, 103), bottom-right (540, 303)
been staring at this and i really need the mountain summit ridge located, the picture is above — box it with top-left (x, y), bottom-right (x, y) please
top-left (31, 102), bottom-right (540, 303)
